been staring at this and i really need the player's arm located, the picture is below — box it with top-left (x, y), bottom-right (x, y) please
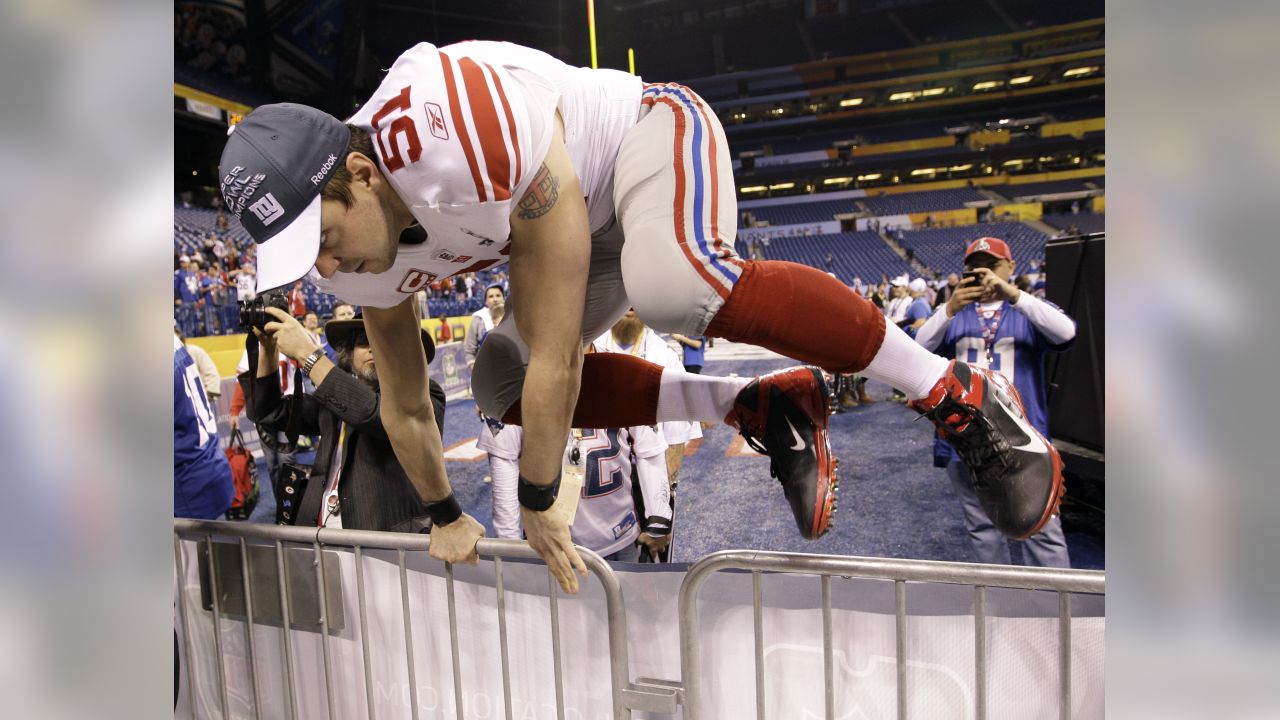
top-left (507, 116), bottom-right (591, 593)
top-left (364, 298), bottom-right (485, 562)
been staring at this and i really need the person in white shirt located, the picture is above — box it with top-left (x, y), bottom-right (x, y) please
top-left (464, 283), bottom-right (507, 366)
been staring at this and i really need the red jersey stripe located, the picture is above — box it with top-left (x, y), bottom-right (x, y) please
top-left (484, 62), bottom-right (523, 194)
top-left (459, 57), bottom-right (513, 201)
top-left (439, 51), bottom-right (487, 202)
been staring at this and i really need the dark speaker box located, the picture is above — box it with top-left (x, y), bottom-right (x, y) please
top-left (1044, 233), bottom-right (1104, 452)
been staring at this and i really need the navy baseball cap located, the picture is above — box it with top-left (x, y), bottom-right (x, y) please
top-left (218, 103), bottom-right (351, 293)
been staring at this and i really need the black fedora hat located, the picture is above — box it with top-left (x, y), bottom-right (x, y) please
top-left (323, 319), bottom-right (436, 363)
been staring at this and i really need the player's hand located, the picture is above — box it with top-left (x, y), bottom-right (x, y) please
top-left (946, 276), bottom-right (986, 317)
top-left (637, 532), bottom-right (671, 557)
top-left (261, 307), bottom-right (319, 362)
top-left (521, 506), bottom-right (588, 594)
top-left (427, 512), bottom-right (485, 565)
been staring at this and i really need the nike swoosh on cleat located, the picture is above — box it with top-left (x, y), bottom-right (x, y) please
top-left (1000, 391), bottom-right (1049, 454)
top-left (784, 416), bottom-right (806, 451)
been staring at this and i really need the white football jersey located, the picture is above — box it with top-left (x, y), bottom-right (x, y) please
top-left (314, 41), bottom-right (643, 309)
top-left (565, 425), bottom-right (668, 557)
top-left (480, 419), bottom-right (670, 556)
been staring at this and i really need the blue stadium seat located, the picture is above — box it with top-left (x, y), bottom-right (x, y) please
top-left (897, 222), bottom-right (1050, 275)
top-left (1041, 213), bottom-right (1105, 235)
top-left (860, 188), bottom-right (988, 216)
top-left (753, 231), bottom-right (914, 284)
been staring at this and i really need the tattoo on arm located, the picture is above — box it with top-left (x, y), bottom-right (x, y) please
top-left (516, 163), bottom-right (559, 220)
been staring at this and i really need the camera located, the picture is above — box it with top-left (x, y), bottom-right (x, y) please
top-left (962, 270), bottom-right (983, 286)
top-left (239, 290), bottom-right (290, 331)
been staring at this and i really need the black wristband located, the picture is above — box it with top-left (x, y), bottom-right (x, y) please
top-left (423, 493), bottom-right (463, 526)
top-left (518, 473), bottom-right (561, 511)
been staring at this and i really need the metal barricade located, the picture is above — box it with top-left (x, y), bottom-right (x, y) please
top-left (678, 550), bottom-right (1106, 720)
top-left (173, 518), bottom-right (645, 720)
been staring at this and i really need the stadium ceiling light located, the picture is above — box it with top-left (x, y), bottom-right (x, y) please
top-left (768, 182), bottom-right (795, 190)
top-left (1003, 159), bottom-right (1026, 166)
top-left (949, 164), bottom-right (973, 171)
top-left (972, 80), bottom-right (1003, 91)
top-left (839, 97), bottom-right (863, 107)
top-left (1063, 66), bottom-right (1100, 78)
top-left (921, 87), bottom-right (947, 97)
top-left (857, 173), bottom-right (881, 181)
top-left (739, 185), bottom-right (768, 193)
top-left (771, 107), bottom-right (785, 115)
top-left (1009, 75), bottom-right (1034, 85)
top-left (824, 177), bottom-right (853, 184)
top-left (889, 91), bottom-right (919, 102)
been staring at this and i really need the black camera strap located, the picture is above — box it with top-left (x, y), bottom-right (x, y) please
top-left (243, 332), bottom-right (303, 454)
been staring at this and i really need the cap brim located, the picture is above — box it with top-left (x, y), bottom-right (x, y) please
top-left (323, 318), bottom-right (437, 363)
top-left (255, 194), bottom-right (322, 293)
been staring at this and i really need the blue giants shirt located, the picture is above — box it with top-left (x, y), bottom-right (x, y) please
top-left (682, 335), bottom-right (706, 368)
top-left (174, 336), bottom-right (233, 519)
top-left (932, 300), bottom-right (1074, 465)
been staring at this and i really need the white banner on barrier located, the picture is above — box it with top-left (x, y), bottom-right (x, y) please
top-left (177, 540), bottom-right (1103, 719)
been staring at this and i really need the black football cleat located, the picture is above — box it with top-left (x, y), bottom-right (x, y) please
top-left (726, 366), bottom-right (838, 539)
top-left (911, 360), bottom-right (1065, 539)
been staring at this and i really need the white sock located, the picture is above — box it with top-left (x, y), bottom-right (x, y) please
top-left (861, 320), bottom-right (951, 400)
top-left (656, 370), bottom-right (752, 423)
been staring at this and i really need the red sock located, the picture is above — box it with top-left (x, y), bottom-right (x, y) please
top-left (500, 353), bottom-right (663, 427)
top-left (705, 260), bottom-right (886, 373)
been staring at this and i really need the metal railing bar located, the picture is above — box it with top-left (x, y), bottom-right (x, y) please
top-left (355, 546), bottom-right (376, 720)
top-left (446, 563), bottom-right (465, 720)
top-left (753, 570), bottom-right (765, 720)
top-left (238, 538), bottom-right (262, 720)
top-left (495, 557), bottom-right (514, 720)
top-left (275, 540), bottom-right (298, 720)
top-left (399, 549), bottom-right (420, 720)
top-left (548, 574), bottom-right (566, 720)
top-left (206, 535), bottom-right (230, 719)
top-left (314, 541), bottom-right (336, 720)
top-left (822, 575), bottom-right (834, 720)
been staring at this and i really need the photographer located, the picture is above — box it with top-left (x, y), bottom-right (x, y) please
top-left (240, 306), bottom-right (447, 531)
top-left (914, 237), bottom-right (1076, 567)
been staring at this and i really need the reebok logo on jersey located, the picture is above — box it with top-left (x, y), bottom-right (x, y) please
top-left (249, 193), bottom-right (286, 226)
top-left (310, 153), bottom-right (338, 186)
top-left (434, 250), bottom-right (458, 262)
top-left (424, 102), bottom-right (449, 140)
top-left (398, 268), bottom-right (438, 294)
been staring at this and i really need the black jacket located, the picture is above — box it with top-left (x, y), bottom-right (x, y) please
top-left (240, 368), bottom-right (447, 532)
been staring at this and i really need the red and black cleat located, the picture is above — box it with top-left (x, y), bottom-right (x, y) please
top-left (911, 360), bottom-right (1065, 539)
top-left (726, 366), bottom-right (839, 539)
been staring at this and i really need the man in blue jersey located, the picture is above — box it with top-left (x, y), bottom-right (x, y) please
top-left (174, 335), bottom-right (234, 519)
top-left (914, 237), bottom-right (1076, 567)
